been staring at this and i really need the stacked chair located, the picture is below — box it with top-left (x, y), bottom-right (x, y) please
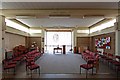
top-left (3, 45), bottom-right (43, 76)
top-left (3, 45), bottom-right (27, 75)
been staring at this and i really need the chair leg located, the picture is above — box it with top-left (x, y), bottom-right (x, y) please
top-left (26, 65), bottom-right (27, 71)
top-left (117, 70), bottom-right (118, 78)
top-left (31, 70), bottom-right (32, 77)
top-left (92, 68), bottom-right (93, 75)
top-left (86, 70), bottom-right (88, 78)
top-left (80, 67), bottom-right (81, 74)
top-left (38, 67), bottom-right (40, 75)
top-left (13, 67), bottom-right (15, 75)
top-left (26, 67), bottom-right (29, 75)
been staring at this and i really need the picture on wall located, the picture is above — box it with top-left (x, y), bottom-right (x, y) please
top-left (95, 37), bottom-right (111, 49)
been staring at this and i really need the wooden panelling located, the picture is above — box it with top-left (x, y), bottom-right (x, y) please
top-left (5, 32), bottom-right (25, 50)
top-left (91, 32), bottom-right (115, 54)
top-left (27, 37), bottom-right (41, 51)
top-left (77, 37), bottom-right (90, 53)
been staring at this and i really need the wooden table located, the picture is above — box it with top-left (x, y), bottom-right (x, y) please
top-left (53, 47), bottom-right (62, 54)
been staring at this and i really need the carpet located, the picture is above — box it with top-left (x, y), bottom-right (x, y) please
top-left (35, 53), bottom-right (86, 74)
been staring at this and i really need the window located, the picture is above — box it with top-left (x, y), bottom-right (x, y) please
top-left (45, 31), bottom-right (72, 54)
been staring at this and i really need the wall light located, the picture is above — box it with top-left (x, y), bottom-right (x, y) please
top-left (5, 19), bottom-right (29, 33)
top-left (90, 19), bottom-right (116, 33)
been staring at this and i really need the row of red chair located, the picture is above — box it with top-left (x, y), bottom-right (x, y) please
top-left (3, 46), bottom-right (42, 75)
top-left (80, 50), bottom-right (100, 78)
top-left (3, 45), bottom-right (28, 75)
top-left (82, 50), bottom-right (100, 62)
top-left (13, 45), bottom-right (27, 58)
top-left (100, 52), bottom-right (120, 77)
top-left (25, 50), bottom-right (42, 77)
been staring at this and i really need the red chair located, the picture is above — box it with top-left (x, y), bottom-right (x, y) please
top-left (25, 59), bottom-right (35, 71)
top-left (109, 56), bottom-right (120, 71)
top-left (3, 60), bottom-right (16, 75)
top-left (25, 60), bottom-right (40, 77)
top-left (28, 63), bottom-right (40, 76)
top-left (80, 60), bottom-right (95, 78)
top-left (105, 53), bottom-right (114, 66)
top-left (100, 52), bottom-right (108, 62)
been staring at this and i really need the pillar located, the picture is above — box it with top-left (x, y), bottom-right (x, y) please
top-left (0, 15), bottom-right (6, 79)
top-left (41, 29), bottom-right (45, 53)
top-left (73, 29), bottom-right (77, 53)
top-left (115, 16), bottom-right (120, 55)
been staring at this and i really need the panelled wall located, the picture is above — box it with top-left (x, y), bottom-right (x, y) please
top-left (91, 32), bottom-right (115, 54)
top-left (26, 37), bottom-right (41, 51)
top-left (5, 30), bottom-right (115, 54)
top-left (76, 37), bottom-right (90, 53)
top-left (5, 32), bottom-right (26, 50)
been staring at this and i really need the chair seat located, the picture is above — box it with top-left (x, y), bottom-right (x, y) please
top-left (117, 67), bottom-right (120, 71)
top-left (28, 64), bottom-right (39, 70)
top-left (26, 59), bottom-right (34, 62)
top-left (4, 64), bottom-right (16, 69)
top-left (13, 57), bottom-right (22, 61)
top-left (105, 58), bottom-right (113, 60)
top-left (113, 62), bottom-right (120, 66)
top-left (8, 61), bottom-right (17, 65)
top-left (27, 62), bottom-right (35, 66)
top-left (80, 64), bottom-right (93, 69)
top-left (111, 61), bottom-right (120, 66)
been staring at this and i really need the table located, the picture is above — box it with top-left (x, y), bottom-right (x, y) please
top-left (53, 47), bottom-right (62, 54)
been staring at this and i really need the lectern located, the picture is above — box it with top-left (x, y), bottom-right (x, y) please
top-left (63, 45), bottom-right (66, 54)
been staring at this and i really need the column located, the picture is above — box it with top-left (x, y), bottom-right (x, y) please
top-left (115, 15), bottom-right (120, 55)
top-left (73, 29), bottom-right (77, 53)
top-left (41, 29), bottom-right (45, 53)
top-left (0, 15), bottom-right (6, 79)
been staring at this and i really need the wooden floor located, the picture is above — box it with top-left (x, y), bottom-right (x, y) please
top-left (2, 54), bottom-right (120, 79)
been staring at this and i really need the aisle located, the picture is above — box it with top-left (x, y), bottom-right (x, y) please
top-left (36, 53), bottom-right (86, 74)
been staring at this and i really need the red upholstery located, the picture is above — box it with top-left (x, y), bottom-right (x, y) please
top-left (4, 64), bottom-right (16, 69)
top-left (3, 60), bottom-right (16, 74)
top-left (13, 56), bottom-right (22, 61)
top-left (105, 53), bottom-right (113, 60)
top-left (80, 60), bottom-right (94, 78)
top-left (80, 64), bottom-right (93, 69)
top-left (28, 64), bottom-right (39, 70)
top-left (26, 60), bottom-right (40, 76)
top-left (8, 60), bottom-right (17, 65)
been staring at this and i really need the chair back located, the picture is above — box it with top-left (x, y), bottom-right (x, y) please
top-left (103, 52), bottom-right (107, 56)
top-left (108, 53), bottom-right (113, 59)
top-left (87, 60), bottom-right (95, 65)
top-left (116, 55), bottom-right (120, 62)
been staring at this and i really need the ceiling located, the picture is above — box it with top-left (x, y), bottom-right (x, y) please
top-left (17, 17), bottom-right (104, 28)
top-left (1, 2), bottom-right (118, 28)
top-left (2, 2), bottom-right (118, 9)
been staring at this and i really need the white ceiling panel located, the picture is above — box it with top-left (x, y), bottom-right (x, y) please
top-left (17, 17), bottom-right (104, 27)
